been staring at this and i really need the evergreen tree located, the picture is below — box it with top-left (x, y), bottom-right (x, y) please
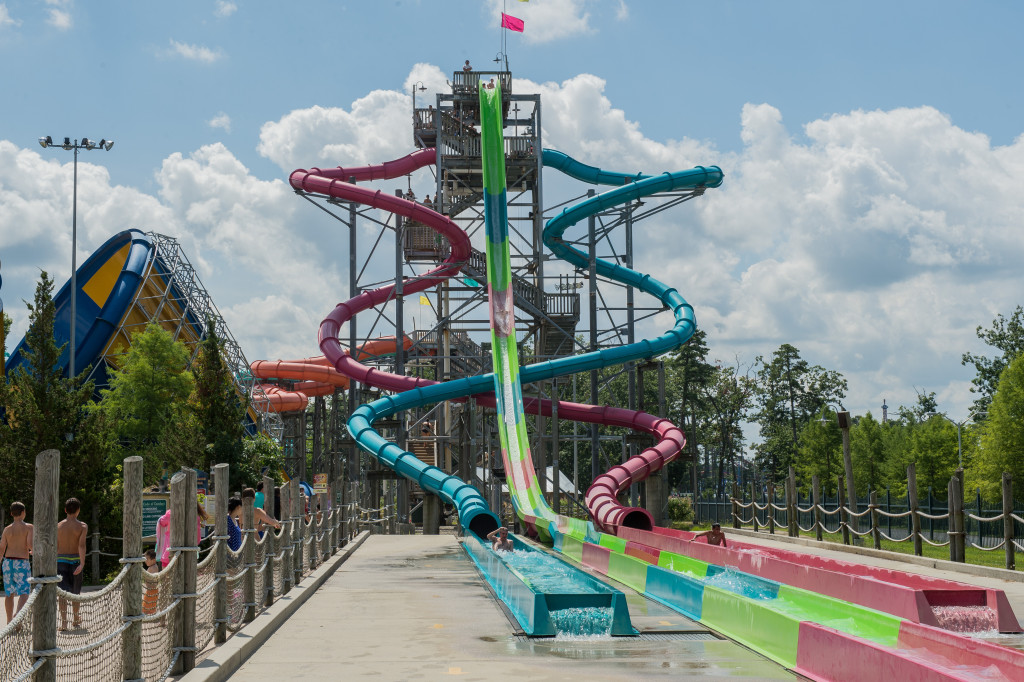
top-left (850, 411), bottom-right (886, 495)
top-left (194, 319), bottom-right (247, 487)
top-left (752, 344), bottom-right (847, 484)
top-left (795, 409), bottom-right (843, 495)
top-left (0, 272), bottom-right (110, 514)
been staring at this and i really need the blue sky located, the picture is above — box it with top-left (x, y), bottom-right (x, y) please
top-left (2, 0), bottom-right (1023, 428)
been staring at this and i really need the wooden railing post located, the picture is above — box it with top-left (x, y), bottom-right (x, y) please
top-left (870, 490), bottom-right (881, 549)
top-left (213, 464), bottom-right (228, 644)
top-left (262, 474), bottom-right (275, 607)
top-left (292, 480), bottom-right (303, 585)
top-left (907, 464), bottom-right (922, 556)
top-left (787, 467), bottom-right (798, 537)
top-left (946, 471), bottom-right (962, 561)
top-left (91, 507), bottom-right (101, 583)
top-left (838, 476), bottom-right (850, 545)
top-left (812, 475), bottom-right (823, 542)
top-left (122, 456), bottom-right (144, 681)
top-left (242, 493), bottom-right (255, 623)
top-left (279, 483), bottom-right (292, 595)
top-left (181, 468), bottom-right (198, 672)
top-left (1003, 473), bottom-right (1015, 571)
top-left (749, 481), bottom-right (758, 532)
top-left (949, 474), bottom-right (963, 563)
top-left (32, 449), bottom-right (60, 682)
top-left (169, 471), bottom-right (187, 675)
top-left (731, 483), bottom-right (740, 529)
top-left (767, 483), bottom-right (776, 535)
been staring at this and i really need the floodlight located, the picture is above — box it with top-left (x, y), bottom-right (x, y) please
top-left (39, 136), bottom-right (52, 148)
top-left (62, 137), bottom-right (72, 150)
top-left (83, 138), bottom-right (96, 150)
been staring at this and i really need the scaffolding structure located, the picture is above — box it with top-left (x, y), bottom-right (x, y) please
top-left (88, 231), bottom-right (283, 440)
top-left (279, 68), bottom-right (706, 527)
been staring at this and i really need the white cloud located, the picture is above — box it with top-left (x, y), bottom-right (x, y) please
top-left (0, 3), bottom-right (20, 27)
top-left (4, 63), bottom-right (1023, 429)
top-left (46, 8), bottom-right (71, 30)
top-left (168, 39), bottom-right (223, 64)
top-left (208, 112), bottom-right (232, 133)
top-left (488, 0), bottom-right (593, 44)
top-left (214, 1), bottom-right (237, 18)
top-left (615, 1), bottom-right (629, 21)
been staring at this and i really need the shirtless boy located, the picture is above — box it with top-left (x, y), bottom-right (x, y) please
top-left (690, 523), bottom-right (728, 547)
top-left (486, 526), bottom-right (514, 552)
top-left (1, 501), bottom-right (33, 622)
top-left (57, 498), bottom-right (88, 630)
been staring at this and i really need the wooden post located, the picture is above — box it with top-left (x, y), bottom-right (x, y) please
top-left (749, 481), bottom-right (757, 532)
top-left (948, 474), bottom-right (961, 562)
top-left (812, 475), bottom-right (823, 542)
top-left (122, 456), bottom-right (144, 681)
top-left (839, 411), bottom-right (857, 538)
top-left (32, 449), bottom-right (60, 682)
top-left (292, 480), bottom-right (303, 585)
top-left (213, 464), bottom-right (228, 644)
top-left (181, 468), bottom-right (198, 672)
top-left (91, 507), bottom-right (101, 583)
top-left (279, 483), bottom-right (291, 595)
top-left (169, 471), bottom-right (187, 675)
top-left (907, 464), bottom-right (923, 556)
top-left (838, 476), bottom-right (850, 545)
top-left (787, 466), bottom-right (798, 537)
top-left (242, 494), bottom-right (255, 623)
top-left (1003, 473), bottom-right (1015, 571)
top-left (767, 483), bottom-right (776, 535)
top-left (870, 490), bottom-right (881, 550)
top-left (955, 469), bottom-right (966, 563)
top-left (262, 474), bottom-right (276, 607)
top-left (731, 483), bottom-right (740, 529)
top-left (317, 487), bottom-right (327, 564)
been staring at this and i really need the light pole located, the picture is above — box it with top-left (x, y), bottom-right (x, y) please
top-left (411, 81), bottom-right (426, 112)
top-left (925, 409), bottom-right (987, 468)
top-left (38, 135), bottom-right (114, 378)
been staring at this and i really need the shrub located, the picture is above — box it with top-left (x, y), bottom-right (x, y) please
top-left (667, 496), bottom-right (694, 523)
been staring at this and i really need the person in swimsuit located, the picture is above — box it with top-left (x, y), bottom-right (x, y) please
top-left (690, 523), bottom-right (728, 547)
top-left (486, 526), bottom-right (514, 552)
top-left (142, 549), bottom-right (159, 616)
top-left (1, 501), bottom-right (33, 621)
top-left (57, 497), bottom-right (88, 630)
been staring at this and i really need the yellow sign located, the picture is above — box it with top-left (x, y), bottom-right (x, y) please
top-left (313, 473), bottom-right (328, 494)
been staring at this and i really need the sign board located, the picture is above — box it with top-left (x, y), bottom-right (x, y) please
top-left (142, 494), bottom-right (170, 540)
top-left (196, 470), bottom-right (209, 495)
top-left (313, 473), bottom-right (328, 495)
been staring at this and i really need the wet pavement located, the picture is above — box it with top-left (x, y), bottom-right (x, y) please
top-left (229, 535), bottom-right (799, 680)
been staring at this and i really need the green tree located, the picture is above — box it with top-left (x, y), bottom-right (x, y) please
top-left (795, 409), bottom-right (842, 494)
top-left (236, 433), bottom-right (287, 486)
top-left (850, 411), bottom-right (886, 495)
top-left (962, 306), bottom-right (1024, 413)
top-left (0, 272), bottom-right (111, 515)
top-left (94, 324), bottom-right (194, 469)
top-left (971, 354), bottom-right (1024, 499)
top-left (908, 416), bottom-right (959, 495)
top-left (664, 330), bottom-right (716, 494)
top-left (752, 344), bottom-right (847, 484)
top-left (701, 361), bottom-right (753, 498)
top-left (194, 319), bottom-right (247, 488)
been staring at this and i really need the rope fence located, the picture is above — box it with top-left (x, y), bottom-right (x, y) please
top-left (697, 464), bottom-right (1020, 571)
top-left (0, 452), bottom-right (363, 682)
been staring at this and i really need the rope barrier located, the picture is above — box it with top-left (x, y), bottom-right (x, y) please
top-left (970, 539), bottom-right (1007, 551)
top-left (967, 512), bottom-right (1006, 523)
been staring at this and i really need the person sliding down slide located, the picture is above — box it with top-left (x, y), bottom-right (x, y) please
top-left (487, 526), bottom-right (514, 552)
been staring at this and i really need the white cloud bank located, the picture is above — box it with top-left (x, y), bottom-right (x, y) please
top-left (168, 39), bottom-right (223, 64)
top-left (3, 65), bottom-right (1022, 424)
top-left (0, 3), bottom-right (19, 28)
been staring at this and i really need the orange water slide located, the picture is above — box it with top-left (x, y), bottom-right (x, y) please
top-left (250, 336), bottom-right (416, 413)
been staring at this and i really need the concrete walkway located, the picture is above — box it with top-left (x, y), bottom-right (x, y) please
top-left (229, 535), bottom-right (798, 680)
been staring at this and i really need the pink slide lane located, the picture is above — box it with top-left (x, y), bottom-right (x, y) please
top-left (619, 526), bottom-right (1020, 632)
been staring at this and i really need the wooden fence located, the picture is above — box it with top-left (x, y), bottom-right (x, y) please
top-left (0, 451), bottom-right (362, 682)
top-left (695, 464), bottom-right (1021, 571)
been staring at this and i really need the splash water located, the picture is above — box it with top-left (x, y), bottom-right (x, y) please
top-left (500, 549), bottom-right (603, 594)
top-left (931, 605), bottom-right (999, 633)
top-left (550, 607), bottom-right (613, 639)
top-left (700, 567), bottom-right (777, 601)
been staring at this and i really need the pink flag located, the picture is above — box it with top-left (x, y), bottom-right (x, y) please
top-left (501, 12), bottom-right (524, 32)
